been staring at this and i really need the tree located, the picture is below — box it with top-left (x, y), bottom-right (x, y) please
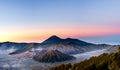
top-left (85, 63), bottom-right (96, 70)
top-left (96, 61), bottom-right (109, 70)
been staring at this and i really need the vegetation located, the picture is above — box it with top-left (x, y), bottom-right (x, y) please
top-left (50, 46), bottom-right (120, 70)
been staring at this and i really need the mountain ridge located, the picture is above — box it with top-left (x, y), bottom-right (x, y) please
top-left (0, 35), bottom-right (110, 55)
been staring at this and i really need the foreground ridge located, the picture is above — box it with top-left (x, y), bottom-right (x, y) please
top-left (50, 46), bottom-right (120, 70)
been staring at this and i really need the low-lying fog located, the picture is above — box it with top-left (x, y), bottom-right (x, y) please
top-left (0, 49), bottom-right (108, 70)
top-left (73, 49), bottom-right (106, 59)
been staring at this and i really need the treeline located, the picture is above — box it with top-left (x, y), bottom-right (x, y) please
top-left (50, 46), bottom-right (120, 70)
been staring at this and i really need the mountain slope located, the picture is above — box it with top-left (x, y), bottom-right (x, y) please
top-left (9, 43), bottom-right (34, 55)
top-left (50, 46), bottom-right (120, 70)
top-left (33, 50), bottom-right (75, 63)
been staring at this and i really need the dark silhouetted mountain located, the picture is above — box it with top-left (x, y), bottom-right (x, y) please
top-left (42, 35), bottom-right (93, 46)
top-left (0, 42), bottom-right (27, 50)
top-left (33, 50), bottom-right (75, 63)
top-left (42, 35), bottom-right (62, 44)
top-left (39, 35), bottom-right (109, 54)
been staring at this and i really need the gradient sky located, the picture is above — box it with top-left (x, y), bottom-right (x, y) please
top-left (0, 0), bottom-right (120, 44)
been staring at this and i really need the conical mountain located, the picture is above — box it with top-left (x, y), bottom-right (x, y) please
top-left (42, 35), bottom-right (62, 44)
top-left (33, 50), bottom-right (75, 63)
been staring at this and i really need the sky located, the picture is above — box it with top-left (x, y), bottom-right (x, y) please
top-left (0, 0), bottom-right (120, 44)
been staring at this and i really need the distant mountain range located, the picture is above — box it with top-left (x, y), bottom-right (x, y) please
top-left (0, 35), bottom-right (111, 63)
top-left (0, 42), bottom-right (27, 50)
top-left (0, 35), bottom-right (110, 55)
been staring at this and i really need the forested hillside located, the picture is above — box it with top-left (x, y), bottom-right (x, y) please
top-left (50, 46), bottom-right (120, 70)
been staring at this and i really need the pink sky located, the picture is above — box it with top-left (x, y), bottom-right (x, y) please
top-left (0, 22), bottom-right (119, 42)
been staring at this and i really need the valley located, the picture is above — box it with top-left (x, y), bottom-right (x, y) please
top-left (0, 48), bottom-right (109, 70)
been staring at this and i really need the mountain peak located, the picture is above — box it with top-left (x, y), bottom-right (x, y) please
top-left (42, 35), bottom-right (62, 44)
top-left (49, 35), bottom-right (61, 39)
